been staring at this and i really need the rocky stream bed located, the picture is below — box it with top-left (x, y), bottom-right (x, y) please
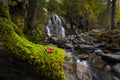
top-left (44, 32), bottom-right (120, 80)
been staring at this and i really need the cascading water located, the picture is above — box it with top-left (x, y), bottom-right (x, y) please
top-left (45, 13), bottom-right (65, 38)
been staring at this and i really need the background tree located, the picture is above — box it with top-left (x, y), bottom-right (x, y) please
top-left (24, 0), bottom-right (45, 34)
top-left (111, 0), bottom-right (117, 29)
top-left (106, 0), bottom-right (111, 30)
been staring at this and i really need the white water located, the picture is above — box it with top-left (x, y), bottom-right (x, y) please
top-left (76, 58), bottom-right (89, 68)
top-left (45, 13), bottom-right (65, 38)
top-left (46, 26), bottom-right (51, 36)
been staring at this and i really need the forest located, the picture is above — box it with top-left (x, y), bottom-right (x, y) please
top-left (0, 0), bottom-right (120, 80)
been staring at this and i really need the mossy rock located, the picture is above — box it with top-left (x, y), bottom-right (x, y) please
top-left (0, 18), bottom-right (65, 80)
top-left (93, 30), bottom-right (120, 45)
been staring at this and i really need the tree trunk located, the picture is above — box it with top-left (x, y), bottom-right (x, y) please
top-left (0, 0), bottom-right (10, 19)
top-left (24, 0), bottom-right (38, 33)
top-left (106, 0), bottom-right (111, 30)
top-left (111, 0), bottom-right (117, 29)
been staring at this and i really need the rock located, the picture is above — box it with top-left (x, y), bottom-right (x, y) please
top-left (104, 65), bottom-right (112, 71)
top-left (64, 52), bottom-right (93, 80)
top-left (112, 63), bottom-right (120, 74)
top-left (95, 49), bottom-right (104, 55)
top-left (94, 42), bottom-right (105, 48)
top-left (64, 52), bottom-right (73, 62)
top-left (65, 43), bottom-right (74, 49)
top-left (50, 36), bottom-right (58, 43)
top-left (95, 49), bottom-right (120, 62)
top-left (65, 71), bottom-right (77, 80)
top-left (66, 23), bottom-right (71, 29)
top-left (78, 54), bottom-right (89, 60)
top-left (88, 54), bottom-right (106, 69)
top-left (79, 44), bottom-right (95, 53)
top-left (76, 62), bottom-right (92, 80)
top-left (57, 38), bottom-right (69, 48)
top-left (64, 61), bottom-right (76, 77)
top-left (105, 44), bottom-right (120, 52)
top-left (115, 52), bottom-right (120, 55)
top-left (64, 52), bottom-right (76, 80)
top-left (68, 35), bottom-right (76, 41)
top-left (96, 51), bottom-right (120, 62)
top-left (112, 76), bottom-right (120, 80)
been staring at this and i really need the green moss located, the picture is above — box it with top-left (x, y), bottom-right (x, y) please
top-left (0, 1), bottom-right (10, 20)
top-left (0, 18), bottom-right (65, 80)
top-left (26, 9), bottom-right (47, 43)
top-left (94, 30), bottom-right (120, 45)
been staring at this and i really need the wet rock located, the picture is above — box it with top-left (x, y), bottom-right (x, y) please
top-left (64, 61), bottom-right (76, 77)
top-left (115, 52), bottom-right (120, 55)
top-left (65, 71), bottom-right (77, 80)
top-left (112, 63), bottom-right (120, 74)
top-left (78, 54), bottom-right (89, 60)
top-left (64, 52), bottom-right (76, 80)
top-left (94, 42), bottom-right (105, 48)
top-left (96, 51), bottom-right (120, 63)
top-left (112, 76), bottom-right (120, 80)
top-left (95, 49), bottom-right (104, 55)
top-left (49, 37), bottom-right (58, 44)
top-left (104, 65), bottom-right (112, 71)
top-left (57, 38), bottom-right (69, 44)
top-left (64, 52), bottom-right (73, 62)
top-left (105, 44), bottom-right (120, 52)
top-left (76, 62), bottom-right (92, 80)
top-left (68, 35), bottom-right (76, 41)
top-left (88, 54), bottom-right (106, 69)
top-left (79, 44), bottom-right (95, 53)
top-left (57, 38), bottom-right (69, 47)
top-left (65, 43), bottom-right (74, 49)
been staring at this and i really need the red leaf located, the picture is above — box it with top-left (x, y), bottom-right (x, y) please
top-left (46, 48), bottom-right (55, 53)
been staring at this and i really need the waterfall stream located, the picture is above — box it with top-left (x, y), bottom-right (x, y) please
top-left (44, 12), bottom-right (119, 80)
top-left (45, 13), bottom-right (65, 38)
top-left (65, 51), bottom-right (118, 80)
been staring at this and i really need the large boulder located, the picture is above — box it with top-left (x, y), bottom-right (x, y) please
top-left (64, 52), bottom-right (93, 80)
top-left (76, 62), bottom-right (92, 80)
top-left (95, 49), bottom-right (120, 63)
top-left (112, 63), bottom-right (120, 75)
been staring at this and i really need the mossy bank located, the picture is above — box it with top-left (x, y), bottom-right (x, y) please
top-left (0, 0), bottom-right (65, 80)
top-left (0, 18), bottom-right (65, 80)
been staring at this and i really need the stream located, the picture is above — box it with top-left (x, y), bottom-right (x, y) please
top-left (44, 13), bottom-right (120, 80)
top-left (65, 51), bottom-right (119, 80)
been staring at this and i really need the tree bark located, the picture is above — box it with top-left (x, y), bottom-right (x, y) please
top-left (24, 0), bottom-right (38, 33)
top-left (106, 0), bottom-right (111, 30)
top-left (111, 0), bottom-right (117, 29)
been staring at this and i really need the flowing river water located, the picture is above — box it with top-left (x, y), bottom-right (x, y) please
top-left (65, 51), bottom-right (119, 80)
top-left (45, 13), bottom-right (120, 80)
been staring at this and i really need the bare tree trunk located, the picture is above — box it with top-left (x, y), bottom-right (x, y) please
top-left (24, 0), bottom-right (38, 33)
top-left (111, 0), bottom-right (117, 29)
top-left (106, 0), bottom-right (111, 30)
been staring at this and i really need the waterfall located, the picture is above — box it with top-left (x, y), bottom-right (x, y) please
top-left (45, 13), bottom-right (65, 38)
top-left (46, 26), bottom-right (51, 36)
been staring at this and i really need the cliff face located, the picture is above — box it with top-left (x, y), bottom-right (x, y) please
top-left (0, 0), bottom-right (65, 80)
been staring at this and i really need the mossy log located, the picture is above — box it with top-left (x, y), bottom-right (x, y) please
top-left (0, 18), bottom-right (65, 80)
